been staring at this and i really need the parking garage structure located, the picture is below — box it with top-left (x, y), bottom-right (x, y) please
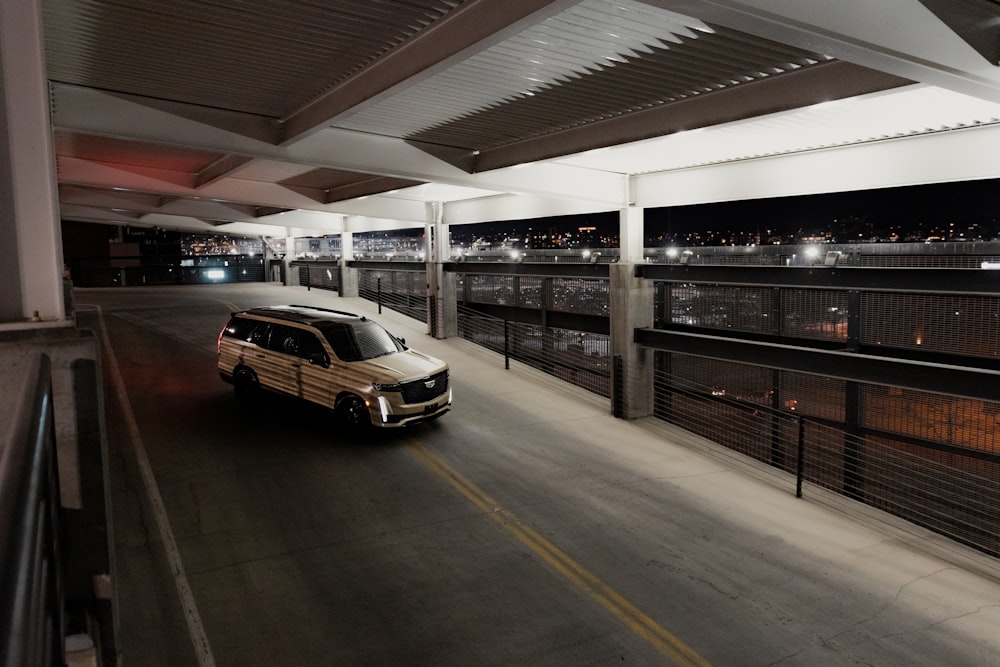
top-left (289, 236), bottom-right (1000, 561)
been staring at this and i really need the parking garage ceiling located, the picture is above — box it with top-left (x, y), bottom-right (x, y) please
top-left (43, 0), bottom-right (1000, 236)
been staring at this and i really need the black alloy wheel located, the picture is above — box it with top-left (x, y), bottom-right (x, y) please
top-left (233, 368), bottom-right (262, 407)
top-left (336, 394), bottom-right (371, 430)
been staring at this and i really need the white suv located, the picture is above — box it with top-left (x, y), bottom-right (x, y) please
top-left (218, 305), bottom-right (451, 428)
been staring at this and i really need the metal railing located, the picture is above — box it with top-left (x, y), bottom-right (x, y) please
top-left (652, 367), bottom-right (1000, 557)
top-left (294, 260), bottom-right (341, 293)
top-left (457, 305), bottom-right (611, 398)
top-left (328, 251), bottom-right (1000, 557)
top-left (357, 268), bottom-right (429, 324)
top-left (0, 354), bottom-right (65, 666)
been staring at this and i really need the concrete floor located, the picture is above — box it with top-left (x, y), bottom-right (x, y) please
top-left (74, 283), bottom-right (1000, 667)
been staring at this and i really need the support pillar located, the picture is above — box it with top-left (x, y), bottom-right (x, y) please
top-left (0, 5), bottom-right (117, 658)
top-left (610, 205), bottom-right (653, 418)
top-left (427, 202), bottom-right (456, 338)
top-left (0, 0), bottom-right (65, 325)
top-left (339, 227), bottom-right (359, 297)
top-left (282, 232), bottom-right (297, 286)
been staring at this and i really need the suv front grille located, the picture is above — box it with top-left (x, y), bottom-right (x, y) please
top-left (401, 371), bottom-right (449, 404)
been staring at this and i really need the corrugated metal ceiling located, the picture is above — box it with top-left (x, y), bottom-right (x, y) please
top-left (42, 0), bottom-right (465, 119)
top-left (43, 0), bottom-right (833, 154)
top-left (46, 0), bottom-right (982, 232)
top-left (337, 0), bottom-right (829, 151)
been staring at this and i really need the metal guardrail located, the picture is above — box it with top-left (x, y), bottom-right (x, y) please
top-left (457, 305), bottom-right (611, 398)
top-left (0, 353), bottom-right (65, 666)
top-left (653, 369), bottom-right (1000, 558)
top-left (311, 252), bottom-right (1000, 557)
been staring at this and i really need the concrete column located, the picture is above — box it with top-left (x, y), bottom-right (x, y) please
top-left (341, 229), bottom-right (355, 261)
top-left (610, 206), bottom-right (653, 418)
top-left (620, 202), bottom-right (645, 263)
top-left (426, 203), bottom-right (456, 338)
top-left (339, 229), bottom-right (359, 297)
top-left (0, 0), bottom-right (66, 325)
top-left (282, 233), bottom-right (297, 286)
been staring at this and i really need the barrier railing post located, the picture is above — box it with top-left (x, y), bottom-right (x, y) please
top-left (613, 355), bottom-right (624, 418)
top-left (796, 415), bottom-right (805, 498)
top-left (504, 320), bottom-right (510, 369)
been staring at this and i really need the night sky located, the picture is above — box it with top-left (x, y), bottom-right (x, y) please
top-left (649, 179), bottom-right (1000, 232)
top-left (453, 178), bottom-right (1000, 242)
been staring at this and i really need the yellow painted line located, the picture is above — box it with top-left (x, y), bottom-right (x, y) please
top-left (404, 440), bottom-right (713, 667)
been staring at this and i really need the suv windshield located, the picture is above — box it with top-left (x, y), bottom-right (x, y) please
top-left (317, 319), bottom-right (403, 362)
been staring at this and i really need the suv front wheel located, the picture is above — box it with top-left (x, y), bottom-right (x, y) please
top-left (336, 394), bottom-right (371, 430)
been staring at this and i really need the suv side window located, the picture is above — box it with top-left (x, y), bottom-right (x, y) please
top-left (268, 324), bottom-right (297, 355)
top-left (224, 316), bottom-right (271, 347)
top-left (270, 325), bottom-right (326, 361)
top-left (294, 330), bottom-right (326, 360)
top-left (244, 321), bottom-right (272, 347)
top-left (223, 316), bottom-right (252, 340)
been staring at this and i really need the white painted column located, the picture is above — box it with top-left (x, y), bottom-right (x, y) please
top-left (340, 230), bottom-right (354, 262)
top-left (423, 218), bottom-right (435, 336)
top-left (620, 204), bottom-right (645, 263)
top-left (0, 0), bottom-right (66, 325)
top-left (339, 223), bottom-right (359, 296)
top-left (610, 205), bottom-right (653, 418)
top-left (282, 232), bottom-right (296, 285)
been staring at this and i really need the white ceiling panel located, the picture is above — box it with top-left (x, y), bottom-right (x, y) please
top-left (39, 0), bottom-right (1000, 233)
top-left (554, 85), bottom-right (1000, 176)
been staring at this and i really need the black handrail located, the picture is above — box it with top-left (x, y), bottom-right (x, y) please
top-left (0, 353), bottom-right (65, 666)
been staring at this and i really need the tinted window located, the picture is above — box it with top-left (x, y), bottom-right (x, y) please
top-left (317, 319), bottom-right (403, 362)
top-left (222, 316), bottom-right (252, 340)
top-left (224, 316), bottom-right (271, 347)
top-left (352, 320), bottom-right (403, 359)
top-left (267, 324), bottom-right (296, 353)
top-left (271, 325), bottom-right (325, 360)
top-left (295, 330), bottom-right (326, 359)
top-left (245, 321), bottom-right (271, 346)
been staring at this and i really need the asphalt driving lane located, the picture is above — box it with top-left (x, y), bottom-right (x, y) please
top-left (78, 283), bottom-right (1000, 666)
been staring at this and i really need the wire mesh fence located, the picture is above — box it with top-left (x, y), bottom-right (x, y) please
top-left (295, 258), bottom-right (1000, 556)
top-left (649, 354), bottom-right (1000, 557)
top-left (456, 304), bottom-right (611, 397)
top-left (295, 261), bottom-right (340, 292)
top-left (862, 292), bottom-right (1000, 358)
top-left (357, 268), bottom-right (428, 323)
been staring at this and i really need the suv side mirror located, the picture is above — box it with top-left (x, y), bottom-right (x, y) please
top-left (308, 352), bottom-right (330, 368)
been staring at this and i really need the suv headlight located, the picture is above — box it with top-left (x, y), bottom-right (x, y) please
top-left (373, 382), bottom-right (403, 392)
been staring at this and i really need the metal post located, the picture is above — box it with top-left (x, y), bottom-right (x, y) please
top-left (613, 355), bottom-right (624, 418)
top-left (377, 276), bottom-right (382, 314)
top-left (795, 415), bottom-right (805, 498)
top-left (504, 319), bottom-right (510, 369)
top-left (843, 382), bottom-right (862, 501)
top-left (770, 368), bottom-right (784, 469)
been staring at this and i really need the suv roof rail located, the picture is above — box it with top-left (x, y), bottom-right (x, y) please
top-left (236, 304), bottom-right (361, 323)
top-left (287, 304), bottom-right (359, 317)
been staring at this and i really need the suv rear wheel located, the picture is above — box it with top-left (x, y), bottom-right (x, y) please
top-left (233, 367), bottom-right (262, 407)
